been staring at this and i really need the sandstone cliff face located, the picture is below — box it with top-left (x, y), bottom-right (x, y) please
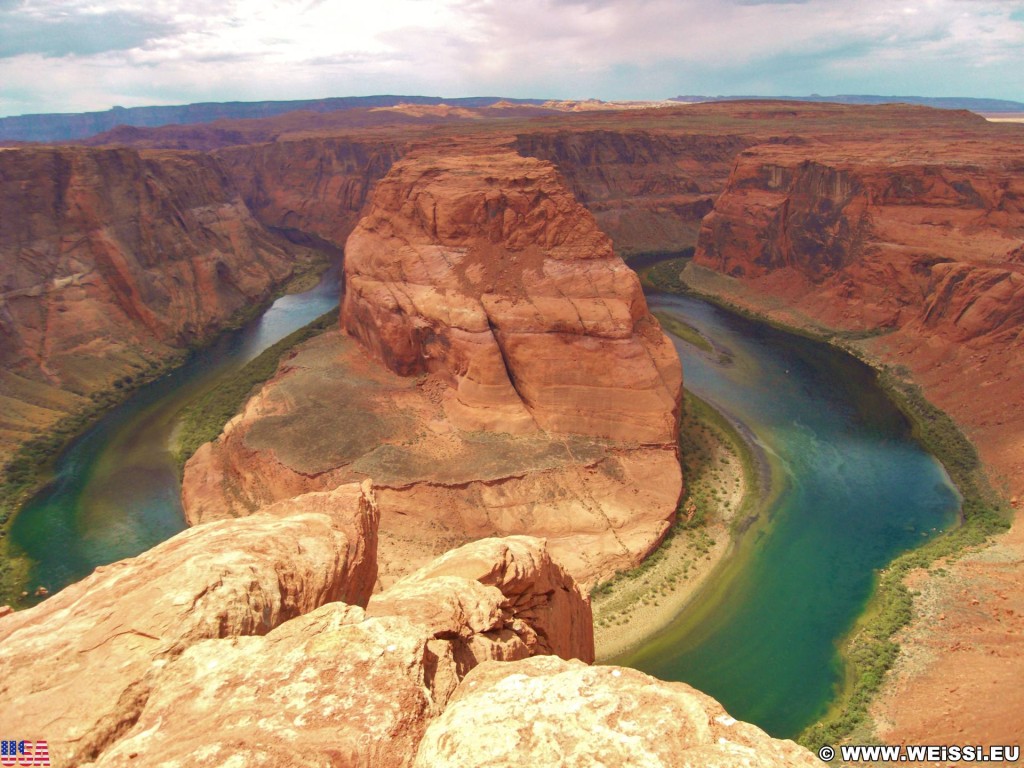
top-left (0, 145), bottom-right (306, 458)
top-left (516, 129), bottom-right (751, 256)
top-left (693, 142), bottom-right (1024, 494)
top-left (0, 482), bottom-right (378, 766)
top-left (342, 149), bottom-right (682, 443)
top-left (216, 137), bottom-right (405, 249)
top-left (696, 146), bottom-right (1024, 340)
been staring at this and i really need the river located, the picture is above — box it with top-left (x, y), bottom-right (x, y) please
top-left (9, 268), bottom-right (341, 597)
top-left (611, 292), bottom-right (959, 738)
top-left (9, 276), bottom-right (958, 740)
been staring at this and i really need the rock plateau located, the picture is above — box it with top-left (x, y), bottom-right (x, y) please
top-left (183, 147), bottom-right (684, 588)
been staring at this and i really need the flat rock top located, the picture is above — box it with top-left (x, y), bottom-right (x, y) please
top-left (244, 330), bottom-right (613, 483)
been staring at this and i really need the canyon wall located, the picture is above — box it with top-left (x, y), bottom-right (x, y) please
top-left (515, 129), bottom-right (750, 256)
top-left (215, 137), bottom-right (406, 248)
top-left (692, 141), bottom-right (1024, 494)
top-left (0, 145), bottom-right (310, 461)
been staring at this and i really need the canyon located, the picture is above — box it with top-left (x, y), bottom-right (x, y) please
top-left (0, 145), bottom-right (318, 464)
top-left (2, 98), bottom-right (1023, 753)
top-left (692, 139), bottom-right (1024, 498)
top-left (182, 146), bottom-right (684, 588)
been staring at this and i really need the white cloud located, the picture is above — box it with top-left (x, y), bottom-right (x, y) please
top-left (1, 0), bottom-right (1022, 116)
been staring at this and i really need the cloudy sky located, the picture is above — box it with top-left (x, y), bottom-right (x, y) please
top-left (1, 0), bottom-right (1023, 117)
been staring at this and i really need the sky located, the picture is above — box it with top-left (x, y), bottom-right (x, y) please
top-left (1, 0), bottom-right (1023, 117)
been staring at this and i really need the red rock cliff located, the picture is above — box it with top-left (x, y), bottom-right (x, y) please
top-left (342, 148), bottom-right (683, 443)
top-left (0, 145), bottom-right (306, 459)
top-left (693, 140), bottom-right (1024, 494)
top-left (215, 136), bottom-right (405, 249)
top-left (515, 129), bottom-right (750, 256)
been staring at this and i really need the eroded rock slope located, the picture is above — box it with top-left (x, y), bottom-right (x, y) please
top-left (692, 140), bottom-right (1024, 494)
top-left (0, 145), bottom-right (309, 461)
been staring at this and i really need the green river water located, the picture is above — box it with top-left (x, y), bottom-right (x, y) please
top-left (612, 293), bottom-right (959, 737)
top-left (8, 279), bottom-right (959, 739)
top-left (9, 269), bottom-right (340, 596)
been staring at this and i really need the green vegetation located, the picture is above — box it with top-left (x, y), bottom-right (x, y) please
top-left (652, 311), bottom-right (714, 355)
top-left (0, 353), bottom-right (184, 604)
top-left (175, 308), bottom-right (339, 468)
top-left (592, 392), bottom-right (754, 602)
top-left (799, 367), bottom-right (1009, 749)
top-left (634, 255), bottom-right (691, 294)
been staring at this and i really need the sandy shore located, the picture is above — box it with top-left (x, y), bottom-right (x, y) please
top-left (592, 396), bottom-right (755, 660)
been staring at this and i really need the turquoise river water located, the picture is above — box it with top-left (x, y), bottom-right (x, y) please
top-left (9, 279), bottom-right (959, 739)
top-left (10, 269), bottom-right (340, 596)
top-left (612, 292), bottom-right (959, 737)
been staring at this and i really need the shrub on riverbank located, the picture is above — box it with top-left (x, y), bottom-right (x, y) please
top-left (175, 309), bottom-right (339, 469)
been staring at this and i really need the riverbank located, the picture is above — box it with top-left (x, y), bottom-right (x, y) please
top-left (592, 387), bottom-right (762, 660)
top-left (666, 258), bottom-right (1015, 748)
top-left (590, 261), bottom-right (772, 661)
top-left (0, 262), bottom-right (335, 608)
top-left (174, 308), bottom-right (339, 469)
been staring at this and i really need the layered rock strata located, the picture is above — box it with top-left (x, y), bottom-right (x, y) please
top-left (514, 129), bottom-right (750, 256)
top-left (184, 149), bottom-right (684, 587)
top-left (341, 149), bottom-right (682, 443)
top-left (693, 142), bottom-right (1024, 495)
top-left (215, 137), bottom-right (405, 250)
top-left (0, 145), bottom-right (308, 460)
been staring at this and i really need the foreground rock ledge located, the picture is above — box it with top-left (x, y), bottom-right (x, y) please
top-left (413, 656), bottom-right (819, 768)
top-left (0, 482), bottom-right (378, 766)
top-left (0, 510), bottom-right (814, 767)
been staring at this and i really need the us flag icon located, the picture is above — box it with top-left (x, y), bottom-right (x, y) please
top-left (0, 740), bottom-right (50, 766)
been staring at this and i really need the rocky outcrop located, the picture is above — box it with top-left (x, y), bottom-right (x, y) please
top-left (367, 536), bottom-right (595, 664)
top-left (412, 656), bottom-right (819, 768)
top-left (184, 148), bottom-right (683, 587)
top-left (3, 519), bottom-right (810, 768)
top-left (61, 535), bottom-right (595, 768)
top-left (182, 329), bottom-right (682, 588)
top-left (0, 145), bottom-right (309, 460)
top-left (342, 148), bottom-right (682, 443)
top-left (692, 141), bottom-right (1024, 495)
top-left (0, 482), bottom-right (378, 766)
